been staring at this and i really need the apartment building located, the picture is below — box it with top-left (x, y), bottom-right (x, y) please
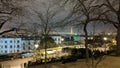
top-left (0, 35), bottom-right (62, 54)
top-left (22, 36), bottom-right (41, 52)
top-left (0, 37), bottom-right (22, 54)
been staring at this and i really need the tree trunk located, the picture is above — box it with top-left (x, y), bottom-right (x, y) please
top-left (44, 34), bottom-right (47, 68)
top-left (116, 3), bottom-right (120, 55)
top-left (83, 23), bottom-right (90, 68)
top-left (116, 11), bottom-right (120, 56)
top-left (116, 26), bottom-right (120, 56)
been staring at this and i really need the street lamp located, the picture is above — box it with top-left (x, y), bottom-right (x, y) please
top-left (103, 37), bottom-right (107, 52)
top-left (34, 44), bottom-right (39, 49)
top-left (61, 38), bottom-right (64, 47)
top-left (61, 38), bottom-right (64, 41)
top-left (103, 37), bottom-right (107, 41)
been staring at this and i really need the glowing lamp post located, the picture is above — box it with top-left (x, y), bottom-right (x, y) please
top-left (103, 37), bottom-right (107, 41)
top-left (61, 38), bottom-right (64, 46)
top-left (61, 38), bottom-right (64, 41)
top-left (103, 37), bottom-right (107, 52)
top-left (34, 44), bottom-right (39, 49)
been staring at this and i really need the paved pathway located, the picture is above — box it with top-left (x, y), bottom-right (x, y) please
top-left (0, 57), bottom-right (33, 68)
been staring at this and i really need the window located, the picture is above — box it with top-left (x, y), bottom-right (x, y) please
top-left (23, 43), bottom-right (25, 45)
top-left (23, 46), bottom-right (25, 50)
top-left (5, 45), bottom-right (7, 48)
top-left (0, 45), bottom-right (3, 48)
top-left (10, 40), bottom-right (12, 43)
top-left (5, 50), bottom-right (7, 53)
top-left (17, 40), bottom-right (20, 43)
top-left (5, 41), bottom-right (7, 43)
top-left (17, 50), bottom-right (19, 52)
top-left (17, 45), bottom-right (20, 48)
top-left (58, 38), bottom-right (60, 41)
top-left (28, 47), bottom-right (31, 50)
top-left (1, 50), bottom-right (3, 53)
top-left (10, 45), bottom-right (12, 48)
top-left (28, 42), bottom-right (31, 45)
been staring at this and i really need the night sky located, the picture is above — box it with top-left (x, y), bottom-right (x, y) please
top-left (1, 0), bottom-right (117, 35)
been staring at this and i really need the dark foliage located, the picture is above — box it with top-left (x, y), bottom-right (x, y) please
top-left (39, 36), bottom-right (57, 49)
top-left (93, 50), bottom-right (105, 60)
top-left (71, 48), bottom-right (92, 59)
top-left (61, 55), bottom-right (77, 64)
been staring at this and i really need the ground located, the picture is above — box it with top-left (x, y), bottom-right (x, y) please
top-left (29, 56), bottom-right (120, 68)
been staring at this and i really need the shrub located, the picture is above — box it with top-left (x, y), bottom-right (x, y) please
top-left (61, 56), bottom-right (77, 64)
top-left (71, 48), bottom-right (92, 59)
top-left (93, 50), bottom-right (104, 59)
top-left (107, 45), bottom-right (116, 55)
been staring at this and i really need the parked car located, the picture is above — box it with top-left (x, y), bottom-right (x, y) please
top-left (21, 52), bottom-right (34, 58)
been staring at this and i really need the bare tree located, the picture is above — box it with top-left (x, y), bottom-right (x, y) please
top-left (26, 0), bottom-right (79, 68)
top-left (95, 0), bottom-right (120, 56)
top-left (64, 0), bottom-right (107, 68)
top-left (0, 0), bottom-right (26, 35)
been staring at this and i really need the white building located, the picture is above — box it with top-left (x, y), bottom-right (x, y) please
top-left (0, 37), bottom-right (22, 54)
top-left (0, 35), bottom-right (63, 54)
top-left (22, 36), bottom-right (41, 52)
top-left (51, 35), bottom-right (62, 44)
top-left (22, 35), bottom-right (62, 52)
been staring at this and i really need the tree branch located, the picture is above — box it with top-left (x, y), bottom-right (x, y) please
top-left (0, 28), bottom-right (16, 35)
top-left (101, 0), bottom-right (117, 14)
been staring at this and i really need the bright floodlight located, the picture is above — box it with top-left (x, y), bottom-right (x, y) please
top-left (34, 44), bottom-right (39, 48)
top-left (103, 37), bottom-right (107, 41)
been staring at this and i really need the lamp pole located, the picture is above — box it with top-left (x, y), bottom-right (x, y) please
top-left (103, 37), bottom-right (107, 53)
top-left (61, 38), bottom-right (64, 46)
top-left (34, 44), bottom-right (39, 50)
